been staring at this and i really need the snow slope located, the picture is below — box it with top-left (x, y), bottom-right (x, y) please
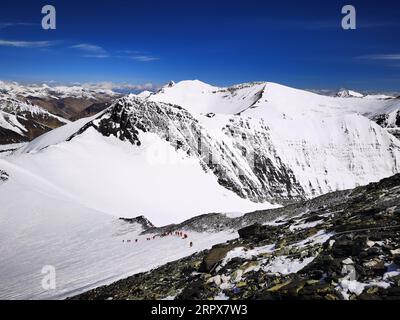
top-left (150, 80), bottom-right (394, 117)
top-left (0, 125), bottom-right (267, 299)
top-left (150, 80), bottom-right (266, 115)
top-left (17, 113), bottom-right (101, 154)
top-left (0, 158), bottom-right (238, 299)
top-left (6, 126), bottom-right (273, 226)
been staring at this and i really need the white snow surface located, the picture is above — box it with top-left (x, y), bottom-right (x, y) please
top-left (150, 80), bottom-right (266, 115)
top-left (0, 156), bottom-right (243, 300)
top-left (220, 244), bottom-right (276, 268)
top-left (150, 80), bottom-right (397, 118)
top-left (16, 113), bottom-right (101, 154)
top-left (7, 128), bottom-right (272, 227)
top-left (263, 256), bottom-right (316, 275)
top-left (0, 164), bottom-right (237, 299)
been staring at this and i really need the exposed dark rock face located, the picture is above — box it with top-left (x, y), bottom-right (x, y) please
top-left (71, 174), bottom-right (400, 300)
top-left (0, 126), bottom-right (28, 144)
top-left (72, 101), bottom-right (113, 120)
top-left (237, 223), bottom-right (263, 239)
top-left (119, 216), bottom-right (155, 231)
top-left (372, 110), bottom-right (400, 140)
top-left (372, 114), bottom-right (389, 128)
top-left (199, 244), bottom-right (238, 273)
top-left (0, 170), bottom-right (9, 182)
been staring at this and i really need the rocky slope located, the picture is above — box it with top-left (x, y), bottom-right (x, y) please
top-left (72, 174), bottom-right (400, 300)
top-left (0, 96), bottom-right (68, 144)
top-left (0, 81), bottom-right (119, 120)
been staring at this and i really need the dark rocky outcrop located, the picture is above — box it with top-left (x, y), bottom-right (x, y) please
top-left (0, 170), bottom-right (9, 182)
top-left (237, 223), bottom-right (263, 239)
top-left (200, 243), bottom-right (238, 273)
top-left (119, 216), bottom-right (155, 231)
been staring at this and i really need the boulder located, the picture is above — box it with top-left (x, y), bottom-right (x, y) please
top-left (238, 223), bottom-right (263, 239)
top-left (199, 244), bottom-right (237, 273)
top-left (331, 238), bottom-right (366, 257)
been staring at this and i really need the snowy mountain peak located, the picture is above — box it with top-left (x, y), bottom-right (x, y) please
top-left (336, 89), bottom-right (364, 98)
top-left (135, 90), bottom-right (153, 99)
top-left (150, 80), bottom-right (266, 115)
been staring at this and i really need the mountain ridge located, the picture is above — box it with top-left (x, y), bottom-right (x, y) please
top-left (14, 82), bottom-right (400, 206)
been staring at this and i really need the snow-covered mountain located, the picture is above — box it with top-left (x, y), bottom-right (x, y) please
top-left (0, 81), bottom-right (119, 120)
top-left (0, 94), bottom-right (68, 144)
top-left (5, 80), bottom-right (400, 206)
top-left (335, 89), bottom-right (365, 98)
top-left (8, 102), bottom-right (273, 226)
top-left (330, 88), bottom-right (400, 138)
top-left (148, 80), bottom-right (400, 197)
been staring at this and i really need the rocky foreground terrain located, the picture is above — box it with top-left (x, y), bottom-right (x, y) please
top-left (72, 174), bottom-right (400, 300)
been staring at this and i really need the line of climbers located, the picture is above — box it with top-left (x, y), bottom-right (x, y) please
top-left (122, 231), bottom-right (193, 247)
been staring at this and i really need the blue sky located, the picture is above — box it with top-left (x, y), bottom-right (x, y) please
top-left (0, 0), bottom-right (400, 91)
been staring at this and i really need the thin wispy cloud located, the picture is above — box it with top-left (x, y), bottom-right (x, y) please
top-left (117, 50), bottom-right (142, 55)
top-left (70, 43), bottom-right (110, 58)
top-left (116, 51), bottom-right (160, 62)
top-left (0, 22), bottom-right (37, 30)
top-left (0, 39), bottom-right (54, 48)
top-left (359, 21), bottom-right (400, 29)
top-left (358, 54), bottom-right (400, 61)
top-left (129, 55), bottom-right (159, 62)
top-left (81, 81), bottom-right (158, 91)
top-left (260, 19), bottom-right (400, 31)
